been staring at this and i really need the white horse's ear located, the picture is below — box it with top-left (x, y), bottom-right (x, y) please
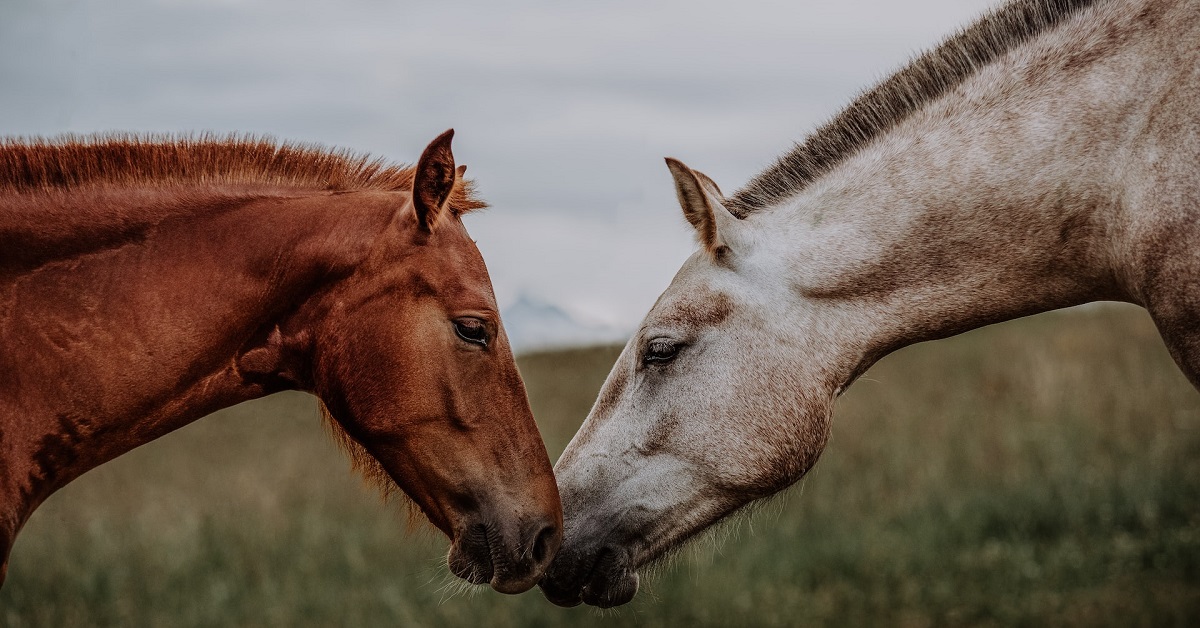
top-left (693, 170), bottom-right (723, 198)
top-left (665, 158), bottom-right (736, 256)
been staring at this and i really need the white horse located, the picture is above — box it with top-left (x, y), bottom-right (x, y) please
top-left (540, 0), bottom-right (1199, 608)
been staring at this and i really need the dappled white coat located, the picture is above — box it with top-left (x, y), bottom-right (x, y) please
top-left (541, 0), bottom-right (1200, 609)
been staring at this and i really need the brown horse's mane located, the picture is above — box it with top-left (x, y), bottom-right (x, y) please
top-left (727, 0), bottom-right (1103, 215)
top-left (0, 133), bottom-right (486, 213)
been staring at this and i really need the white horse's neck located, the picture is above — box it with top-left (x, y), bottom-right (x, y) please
top-left (744, 0), bottom-right (1164, 377)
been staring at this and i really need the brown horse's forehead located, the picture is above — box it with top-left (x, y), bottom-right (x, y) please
top-left (403, 218), bottom-right (498, 309)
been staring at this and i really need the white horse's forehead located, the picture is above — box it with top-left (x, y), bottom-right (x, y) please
top-left (663, 252), bottom-right (736, 300)
top-left (646, 249), bottom-right (779, 329)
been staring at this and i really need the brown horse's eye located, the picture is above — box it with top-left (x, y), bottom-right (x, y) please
top-left (643, 339), bottom-right (680, 365)
top-left (454, 318), bottom-right (489, 347)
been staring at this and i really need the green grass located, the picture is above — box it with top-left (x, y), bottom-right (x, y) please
top-left (3, 304), bottom-right (1199, 626)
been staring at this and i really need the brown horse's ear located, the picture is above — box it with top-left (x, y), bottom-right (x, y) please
top-left (665, 157), bottom-right (734, 255)
top-left (413, 129), bottom-right (457, 231)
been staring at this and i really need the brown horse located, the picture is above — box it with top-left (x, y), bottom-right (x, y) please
top-left (0, 130), bottom-right (561, 593)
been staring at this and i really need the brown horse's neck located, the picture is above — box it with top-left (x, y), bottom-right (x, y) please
top-left (0, 185), bottom-right (400, 570)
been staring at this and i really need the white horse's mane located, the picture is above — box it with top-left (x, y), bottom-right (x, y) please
top-left (727, 0), bottom-right (1104, 216)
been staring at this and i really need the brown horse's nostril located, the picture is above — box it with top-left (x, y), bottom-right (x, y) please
top-left (531, 523), bottom-right (559, 566)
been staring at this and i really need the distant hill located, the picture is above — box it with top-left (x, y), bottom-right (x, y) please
top-left (500, 294), bottom-right (627, 354)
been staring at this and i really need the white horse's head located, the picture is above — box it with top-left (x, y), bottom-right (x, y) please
top-left (540, 159), bottom-right (849, 608)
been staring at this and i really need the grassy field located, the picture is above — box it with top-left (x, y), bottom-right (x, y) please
top-left (2, 304), bottom-right (1198, 626)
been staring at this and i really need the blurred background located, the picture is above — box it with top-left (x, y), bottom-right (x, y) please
top-left (3, 0), bottom-right (1199, 625)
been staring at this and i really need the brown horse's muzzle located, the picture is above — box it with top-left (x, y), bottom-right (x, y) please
top-left (447, 508), bottom-right (562, 594)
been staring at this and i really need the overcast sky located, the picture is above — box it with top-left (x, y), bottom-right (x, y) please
top-left (2, 0), bottom-right (997, 329)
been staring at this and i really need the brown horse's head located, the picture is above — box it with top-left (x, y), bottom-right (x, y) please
top-left (286, 131), bottom-right (561, 593)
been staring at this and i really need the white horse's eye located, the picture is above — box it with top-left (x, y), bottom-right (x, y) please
top-left (643, 339), bottom-right (681, 365)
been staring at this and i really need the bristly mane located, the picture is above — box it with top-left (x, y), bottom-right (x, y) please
top-left (726, 0), bottom-right (1102, 216)
top-left (0, 133), bottom-right (486, 213)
